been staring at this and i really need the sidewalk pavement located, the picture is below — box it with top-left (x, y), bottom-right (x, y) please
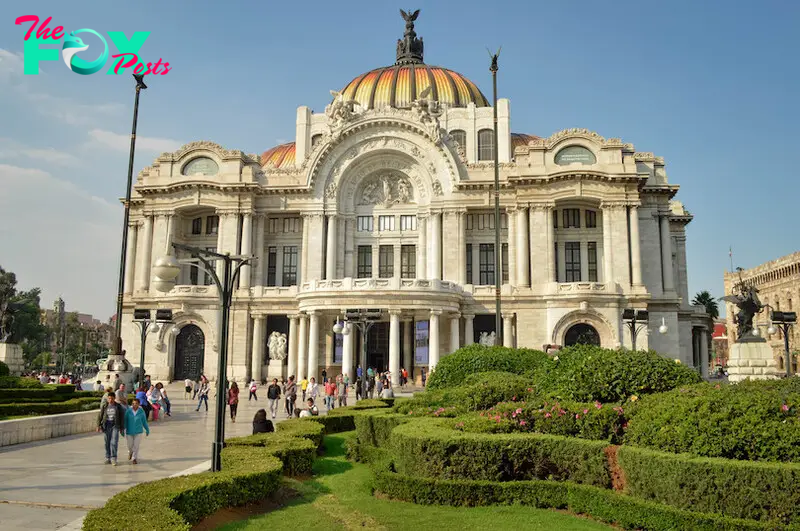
top-left (0, 381), bottom-right (372, 530)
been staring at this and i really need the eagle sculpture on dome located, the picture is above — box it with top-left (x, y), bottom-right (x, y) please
top-left (400, 9), bottom-right (420, 22)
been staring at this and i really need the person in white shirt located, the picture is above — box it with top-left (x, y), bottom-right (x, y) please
top-left (248, 380), bottom-right (258, 401)
top-left (184, 378), bottom-right (193, 399)
top-left (39, 373), bottom-right (49, 385)
top-left (299, 398), bottom-right (319, 418)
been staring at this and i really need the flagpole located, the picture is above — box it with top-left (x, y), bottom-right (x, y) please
top-left (729, 246), bottom-right (733, 272)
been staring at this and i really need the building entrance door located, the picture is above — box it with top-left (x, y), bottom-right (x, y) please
top-left (354, 322), bottom-right (389, 372)
top-left (174, 324), bottom-right (205, 381)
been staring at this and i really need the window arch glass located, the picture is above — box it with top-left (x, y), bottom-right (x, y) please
top-left (182, 157), bottom-right (219, 176)
top-left (478, 129), bottom-right (494, 161)
top-left (450, 130), bottom-right (466, 151)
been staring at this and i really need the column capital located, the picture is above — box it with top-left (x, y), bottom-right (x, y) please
top-left (529, 202), bottom-right (556, 212)
top-left (501, 312), bottom-right (516, 320)
top-left (307, 310), bottom-right (320, 317)
top-left (599, 200), bottom-right (628, 210)
top-left (462, 313), bottom-right (475, 319)
top-left (450, 312), bottom-right (461, 319)
top-left (252, 314), bottom-right (266, 323)
top-left (443, 208), bottom-right (467, 217)
top-left (430, 309), bottom-right (442, 317)
top-left (388, 309), bottom-right (404, 316)
top-left (287, 313), bottom-right (301, 321)
top-left (301, 211), bottom-right (325, 220)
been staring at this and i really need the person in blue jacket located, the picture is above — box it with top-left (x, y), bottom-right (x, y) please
top-left (124, 398), bottom-right (150, 464)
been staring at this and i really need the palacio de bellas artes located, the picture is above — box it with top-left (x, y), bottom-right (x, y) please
top-left (121, 13), bottom-right (708, 385)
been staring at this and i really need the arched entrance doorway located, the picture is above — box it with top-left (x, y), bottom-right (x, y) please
top-left (174, 325), bottom-right (205, 380)
top-left (564, 323), bottom-right (601, 347)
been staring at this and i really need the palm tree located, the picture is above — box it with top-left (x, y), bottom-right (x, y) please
top-left (692, 291), bottom-right (719, 320)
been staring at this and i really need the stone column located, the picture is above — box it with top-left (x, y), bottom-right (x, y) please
top-left (417, 215), bottom-right (428, 279)
top-left (507, 207), bottom-right (517, 286)
top-left (288, 315), bottom-right (299, 379)
top-left (251, 315), bottom-right (265, 381)
top-left (403, 319), bottom-right (413, 372)
top-left (429, 310), bottom-right (441, 370)
top-left (516, 207), bottom-right (530, 287)
top-left (300, 214), bottom-right (310, 283)
top-left (254, 215), bottom-right (266, 287)
top-left (215, 213), bottom-right (227, 280)
top-left (660, 213), bottom-right (675, 292)
top-left (458, 212), bottom-right (467, 285)
top-left (430, 212), bottom-right (442, 280)
top-left (602, 205), bottom-right (614, 285)
top-left (124, 223), bottom-right (138, 294)
top-left (502, 313), bottom-right (514, 347)
top-left (449, 313), bottom-right (460, 354)
top-left (240, 213), bottom-right (253, 289)
top-left (629, 205), bottom-right (643, 286)
top-left (546, 206), bottom-right (556, 282)
top-left (700, 328), bottom-right (709, 379)
top-left (342, 322), bottom-right (354, 381)
top-left (297, 314), bottom-right (307, 380)
top-left (464, 314), bottom-right (475, 345)
top-left (137, 215), bottom-right (153, 292)
top-left (325, 214), bottom-right (337, 280)
top-left (389, 310), bottom-right (401, 386)
top-left (307, 311), bottom-right (320, 381)
top-left (343, 217), bottom-right (355, 278)
top-left (393, 244), bottom-right (402, 280)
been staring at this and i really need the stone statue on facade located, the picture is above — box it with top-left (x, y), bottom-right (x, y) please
top-left (268, 331), bottom-right (288, 361)
top-left (478, 331), bottom-right (496, 347)
top-left (327, 90), bottom-right (356, 135)
top-left (358, 173), bottom-right (414, 206)
top-left (411, 85), bottom-right (444, 144)
top-left (720, 272), bottom-right (764, 342)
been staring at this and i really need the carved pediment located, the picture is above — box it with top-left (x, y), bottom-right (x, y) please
top-left (358, 172), bottom-right (415, 206)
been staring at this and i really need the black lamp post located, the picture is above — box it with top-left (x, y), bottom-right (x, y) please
top-left (489, 48), bottom-right (502, 346)
top-left (622, 309), bottom-right (668, 351)
top-left (335, 309), bottom-right (382, 375)
top-left (132, 309), bottom-right (174, 389)
top-left (152, 243), bottom-right (252, 472)
top-left (768, 310), bottom-right (796, 377)
top-left (112, 74), bottom-right (148, 358)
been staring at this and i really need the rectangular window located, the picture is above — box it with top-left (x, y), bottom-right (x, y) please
top-left (553, 210), bottom-right (558, 228)
top-left (191, 217), bottom-right (202, 235)
top-left (378, 215), bottom-right (395, 232)
top-left (202, 247), bottom-right (216, 285)
top-left (357, 246), bottom-right (372, 278)
top-left (502, 243), bottom-right (509, 283)
top-left (479, 243), bottom-right (495, 285)
top-left (189, 264), bottom-right (198, 285)
top-left (401, 245), bottom-right (416, 278)
top-left (206, 215), bottom-right (219, 235)
top-left (585, 210), bottom-right (597, 228)
top-left (282, 246), bottom-right (298, 286)
top-left (474, 214), bottom-right (495, 230)
top-left (563, 209), bottom-right (580, 228)
top-left (379, 245), bottom-right (394, 278)
top-left (500, 213), bottom-right (508, 229)
top-left (466, 215), bottom-right (474, 230)
top-left (283, 217), bottom-right (300, 233)
top-left (400, 215), bottom-right (417, 231)
top-left (268, 218), bottom-right (278, 233)
top-left (466, 243), bottom-right (472, 283)
top-left (267, 247), bottom-right (277, 287)
top-left (587, 242), bottom-right (598, 282)
top-left (555, 242), bottom-right (559, 282)
top-left (565, 242), bottom-right (581, 282)
top-left (357, 216), bottom-right (373, 232)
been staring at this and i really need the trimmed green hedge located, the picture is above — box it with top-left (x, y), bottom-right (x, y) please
top-left (276, 418), bottom-right (325, 451)
top-left (618, 445), bottom-right (800, 524)
top-left (426, 344), bottom-right (550, 389)
top-left (50, 384), bottom-right (76, 394)
top-left (0, 388), bottom-right (57, 400)
top-left (373, 470), bottom-right (775, 530)
top-left (83, 447), bottom-right (283, 531)
top-left (300, 413), bottom-right (355, 433)
top-left (391, 418), bottom-right (610, 486)
top-left (0, 361), bottom-right (8, 377)
top-left (0, 397), bottom-right (99, 416)
top-left (354, 409), bottom-right (410, 448)
top-left (0, 376), bottom-right (43, 389)
top-left (224, 434), bottom-right (315, 476)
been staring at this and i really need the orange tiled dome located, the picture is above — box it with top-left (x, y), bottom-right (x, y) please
top-left (511, 133), bottom-right (542, 149)
top-left (260, 142), bottom-right (295, 168)
top-left (340, 64), bottom-right (489, 110)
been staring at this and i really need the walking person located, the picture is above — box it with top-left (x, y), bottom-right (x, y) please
top-left (159, 383), bottom-right (171, 417)
top-left (267, 378), bottom-right (281, 419)
top-left (421, 367), bottom-right (427, 387)
top-left (300, 376), bottom-right (309, 402)
top-left (124, 398), bottom-right (149, 465)
top-left (184, 378), bottom-right (193, 399)
top-left (321, 369), bottom-right (328, 384)
top-left (195, 380), bottom-right (210, 412)
top-left (324, 378), bottom-right (336, 410)
top-left (355, 376), bottom-right (362, 401)
top-left (284, 376), bottom-right (297, 417)
top-left (114, 383), bottom-right (128, 407)
top-left (248, 379), bottom-right (258, 401)
top-left (307, 377), bottom-right (319, 406)
top-left (135, 386), bottom-right (152, 420)
top-left (192, 379), bottom-right (200, 400)
top-left (228, 381), bottom-right (240, 422)
top-left (337, 374), bottom-right (348, 407)
top-left (97, 392), bottom-right (125, 466)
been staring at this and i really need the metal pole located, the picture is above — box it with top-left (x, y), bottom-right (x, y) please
top-left (630, 322), bottom-right (636, 352)
top-left (783, 323), bottom-right (791, 378)
top-left (490, 52), bottom-right (502, 346)
top-left (113, 75), bottom-right (147, 357)
top-left (212, 255), bottom-right (232, 472)
top-left (138, 322), bottom-right (147, 389)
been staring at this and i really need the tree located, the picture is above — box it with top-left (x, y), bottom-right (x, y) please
top-left (692, 291), bottom-right (719, 320)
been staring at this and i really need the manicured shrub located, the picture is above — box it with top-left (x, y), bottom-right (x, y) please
top-left (391, 418), bottom-right (610, 486)
top-left (539, 344), bottom-right (701, 403)
top-left (624, 381), bottom-right (800, 462)
top-left (276, 418), bottom-right (325, 450)
top-left (456, 398), bottom-right (626, 443)
top-left (353, 409), bottom-right (410, 448)
top-left (301, 413), bottom-right (356, 433)
top-left (425, 344), bottom-right (550, 390)
top-left (0, 376), bottom-right (42, 389)
top-left (49, 384), bottom-right (76, 394)
top-left (617, 445), bottom-right (800, 525)
top-left (0, 361), bottom-right (9, 377)
top-left (0, 388), bottom-right (56, 400)
top-left (327, 398), bottom-right (390, 416)
top-left (224, 435), bottom-right (315, 476)
top-left (0, 396), bottom-right (99, 416)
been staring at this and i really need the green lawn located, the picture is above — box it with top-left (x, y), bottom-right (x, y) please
top-left (219, 433), bottom-right (612, 531)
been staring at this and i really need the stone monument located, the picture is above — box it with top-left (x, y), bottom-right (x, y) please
top-left (96, 348), bottom-right (137, 390)
top-left (267, 331), bottom-right (287, 380)
top-left (0, 296), bottom-right (25, 375)
top-left (721, 276), bottom-right (779, 382)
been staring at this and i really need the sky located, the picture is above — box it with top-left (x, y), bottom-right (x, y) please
top-left (0, 1), bottom-right (798, 320)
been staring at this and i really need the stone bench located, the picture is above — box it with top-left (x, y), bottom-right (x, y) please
top-left (0, 410), bottom-right (97, 447)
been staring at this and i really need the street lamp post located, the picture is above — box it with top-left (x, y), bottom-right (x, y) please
top-left (112, 74), bottom-right (148, 358)
top-left (132, 309), bottom-right (174, 389)
top-left (765, 309), bottom-right (796, 377)
top-left (334, 309), bottom-right (382, 377)
top-left (622, 309), bottom-right (668, 351)
top-left (489, 49), bottom-right (502, 346)
top-left (152, 243), bottom-right (253, 472)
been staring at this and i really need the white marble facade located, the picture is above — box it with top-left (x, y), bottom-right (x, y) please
top-left (119, 20), bottom-right (708, 384)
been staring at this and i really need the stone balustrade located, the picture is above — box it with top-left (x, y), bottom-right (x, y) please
top-left (0, 410), bottom-right (98, 448)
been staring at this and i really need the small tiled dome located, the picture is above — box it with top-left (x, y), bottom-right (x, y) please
top-left (260, 142), bottom-right (295, 168)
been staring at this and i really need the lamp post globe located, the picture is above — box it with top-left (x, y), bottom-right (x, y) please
top-left (332, 321), bottom-right (343, 335)
top-left (152, 255), bottom-right (181, 292)
top-left (768, 325), bottom-right (777, 335)
top-left (171, 325), bottom-right (181, 336)
top-left (150, 322), bottom-right (160, 334)
top-left (341, 323), bottom-right (351, 335)
top-left (658, 317), bottom-right (668, 335)
top-left (752, 327), bottom-right (761, 337)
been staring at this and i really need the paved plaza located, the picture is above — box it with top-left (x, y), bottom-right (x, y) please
top-left (0, 382), bottom-right (378, 530)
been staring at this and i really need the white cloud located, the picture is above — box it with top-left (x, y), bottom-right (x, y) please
top-left (0, 164), bottom-right (120, 319)
top-left (0, 138), bottom-right (81, 166)
top-left (0, 49), bottom-right (28, 79)
top-left (87, 128), bottom-right (182, 153)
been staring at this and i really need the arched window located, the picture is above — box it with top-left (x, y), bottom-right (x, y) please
top-left (564, 323), bottom-right (601, 347)
top-left (311, 134), bottom-right (323, 148)
top-left (182, 157), bottom-right (219, 176)
top-left (450, 129), bottom-right (466, 151)
top-left (477, 129), bottom-right (494, 161)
